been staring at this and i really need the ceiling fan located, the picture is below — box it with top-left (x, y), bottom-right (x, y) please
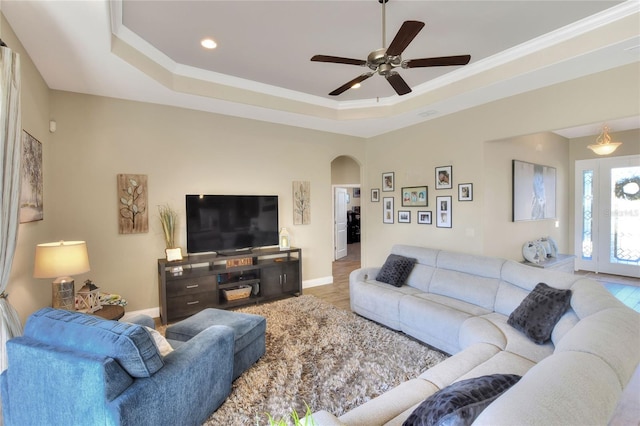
top-left (311, 0), bottom-right (471, 96)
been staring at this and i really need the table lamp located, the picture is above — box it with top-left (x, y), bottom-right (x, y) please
top-left (33, 240), bottom-right (90, 310)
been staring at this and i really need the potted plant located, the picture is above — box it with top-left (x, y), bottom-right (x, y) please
top-left (158, 204), bottom-right (182, 261)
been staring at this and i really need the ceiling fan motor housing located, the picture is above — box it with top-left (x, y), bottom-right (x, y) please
top-left (367, 48), bottom-right (387, 69)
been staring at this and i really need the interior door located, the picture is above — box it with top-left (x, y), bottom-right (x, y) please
top-left (334, 187), bottom-right (348, 260)
top-left (575, 155), bottom-right (640, 277)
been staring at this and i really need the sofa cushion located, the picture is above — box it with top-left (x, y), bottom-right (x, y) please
top-left (24, 308), bottom-right (163, 378)
top-left (403, 374), bottom-right (521, 426)
top-left (376, 254), bottom-right (416, 287)
top-left (507, 283), bottom-right (572, 344)
top-left (145, 327), bottom-right (174, 356)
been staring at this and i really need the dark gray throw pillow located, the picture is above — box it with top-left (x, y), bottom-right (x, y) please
top-left (376, 254), bottom-right (416, 287)
top-left (403, 374), bottom-right (522, 426)
top-left (507, 282), bottom-right (572, 344)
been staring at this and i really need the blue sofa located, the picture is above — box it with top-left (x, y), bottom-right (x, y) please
top-left (0, 308), bottom-right (235, 426)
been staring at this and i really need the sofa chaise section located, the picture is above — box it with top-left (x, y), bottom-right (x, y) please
top-left (319, 244), bottom-right (640, 426)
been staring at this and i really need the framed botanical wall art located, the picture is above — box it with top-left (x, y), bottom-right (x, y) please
top-left (398, 210), bottom-right (411, 223)
top-left (20, 131), bottom-right (43, 223)
top-left (383, 197), bottom-right (394, 223)
top-left (118, 174), bottom-right (149, 234)
top-left (371, 188), bottom-right (380, 202)
top-left (458, 183), bottom-right (473, 201)
top-left (512, 160), bottom-right (557, 222)
top-left (382, 172), bottom-right (395, 192)
top-left (418, 211), bottom-right (432, 224)
top-left (293, 181), bottom-right (311, 224)
top-left (435, 166), bottom-right (452, 190)
top-left (401, 186), bottom-right (428, 207)
top-left (436, 196), bottom-right (452, 228)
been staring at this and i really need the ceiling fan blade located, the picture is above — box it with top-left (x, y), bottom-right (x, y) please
top-left (311, 55), bottom-right (367, 66)
top-left (404, 55), bottom-right (471, 68)
top-left (386, 73), bottom-right (412, 96)
top-left (386, 21), bottom-right (425, 57)
top-left (329, 73), bottom-right (373, 96)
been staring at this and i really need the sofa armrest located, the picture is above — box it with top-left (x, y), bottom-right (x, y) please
top-left (349, 267), bottom-right (381, 283)
top-left (110, 325), bottom-right (235, 425)
top-left (311, 410), bottom-right (347, 426)
top-left (126, 314), bottom-right (155, 329)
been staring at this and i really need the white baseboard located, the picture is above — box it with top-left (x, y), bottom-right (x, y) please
top-left (122, 307), bottom-right (160, 322)
top-left (123, 277), bottom-right (334, 320)
top-left (302, 276), bottom-right (333, 288)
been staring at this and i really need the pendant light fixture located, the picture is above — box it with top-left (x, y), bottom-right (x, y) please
top-left (587, 125), bottom-right (622, 155)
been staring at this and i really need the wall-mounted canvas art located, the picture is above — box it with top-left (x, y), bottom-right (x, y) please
top-left (118, 174), bottom-right (149, 234)
top-left (20, 131), bottom-right (43, 223)
top-left (512, 160), bottom-right (557, 222)
top-left (293, 181), bottom-right (311, 225)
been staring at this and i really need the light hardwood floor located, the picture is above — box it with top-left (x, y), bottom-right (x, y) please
top-left (305, 243), bottom-right (640, 313)
top-left (304, 244), bottom-right (358, 311)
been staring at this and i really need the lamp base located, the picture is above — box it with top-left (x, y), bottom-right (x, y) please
top-left (52, 277), bottom-right (75, 311)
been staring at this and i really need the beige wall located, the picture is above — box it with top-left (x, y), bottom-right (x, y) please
top-left (3, 11), bottom-right (639, 323)
top-left (362, 63), bottom-right (640, 267)
top-left (2, 16), bottom-right (55, 324)
top-left (331, 156), bottom-right (360, 185)
top-left (484, 132), bottom-right (569, 260)
top-left (41, 92), bottom-right (364, 316)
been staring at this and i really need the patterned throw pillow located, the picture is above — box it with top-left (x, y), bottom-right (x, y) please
top-left (376, 254), bottom-right (416, 287)
top-left (507, 282), bottom-right (572, 344)
top-left (403, 374), bottom-right (522, 426)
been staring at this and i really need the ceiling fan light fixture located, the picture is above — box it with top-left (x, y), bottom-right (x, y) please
top-left (200, 38), bottom-right (217, 50)
top-left (351, 83), bottom-right (362, 89)
top-left (588, 125), bottom-right (622, 155)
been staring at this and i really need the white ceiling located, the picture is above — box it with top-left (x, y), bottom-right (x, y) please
top-left (2, 0), bottom-right (639, 138)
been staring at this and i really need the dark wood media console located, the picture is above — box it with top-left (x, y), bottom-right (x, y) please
top-left (157, 247), bottom-right (302, 325)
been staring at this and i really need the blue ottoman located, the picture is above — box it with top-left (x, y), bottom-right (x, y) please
top-left (165, 308), bottom-right (266, 380)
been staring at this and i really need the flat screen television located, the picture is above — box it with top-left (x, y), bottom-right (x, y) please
top-left (185, 195), bottom-right (279, 254)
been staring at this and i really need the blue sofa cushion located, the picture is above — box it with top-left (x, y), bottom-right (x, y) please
top-left (403, 374), bottom-right (521, 426)
top-left (24, 308), bottom-right (163, 378)
top-left (376, 254), bottom-right (417, 287)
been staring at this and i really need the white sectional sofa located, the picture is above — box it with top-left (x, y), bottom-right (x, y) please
top-left (313, 245), bottom-right (639, 425)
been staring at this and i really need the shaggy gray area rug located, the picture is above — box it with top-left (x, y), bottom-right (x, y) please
top-left (202, 295), bottom-right (447, 425)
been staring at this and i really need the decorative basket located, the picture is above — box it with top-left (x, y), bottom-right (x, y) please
top-left (223, 285), bottom-right (252, 301)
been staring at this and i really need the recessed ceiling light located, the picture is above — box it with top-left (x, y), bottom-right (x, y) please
top-left (200, 38), bottom-right (217, 49)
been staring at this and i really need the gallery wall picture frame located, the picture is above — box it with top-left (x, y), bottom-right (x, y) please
top-left (371, 188), bottom-right (380, 202)
top-left (401, 186), bottom-right (428, 207)
top-left (382, 172), bottom-right (395, 192)
top-left (512, 160), bottom-right (557, 222)
top-left (353, 188), bottom-right (360, 198)
top-left (383, 197), bottom-right (394, 223)
top-left (417, 211), bottom-right (432, 224)
top-left (435, 166), bottom-right (453, 190)
top-left (20, 131), bottom-right (44, 223)
top-left (436, 196), bottom-right (452, 228)
top-left (458, 183), bottom-right (473, 201)
top-left (398, 210), bottom-right (411, 223)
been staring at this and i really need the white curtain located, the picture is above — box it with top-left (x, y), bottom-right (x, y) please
top-left (0, 45), bottom-right (24, 372)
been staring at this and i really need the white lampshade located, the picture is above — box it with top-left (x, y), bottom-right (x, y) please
top-left (34, 241), bottom-right (90, 279)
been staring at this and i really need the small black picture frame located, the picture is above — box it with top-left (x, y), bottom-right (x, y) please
top-left (398, 210), bottom-right (411, 223)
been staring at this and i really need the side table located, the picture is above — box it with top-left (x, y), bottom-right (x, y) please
top-left (91, 305), bottom-right (125, 321)
top-left (521, 254), bottom-right (575, 274)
